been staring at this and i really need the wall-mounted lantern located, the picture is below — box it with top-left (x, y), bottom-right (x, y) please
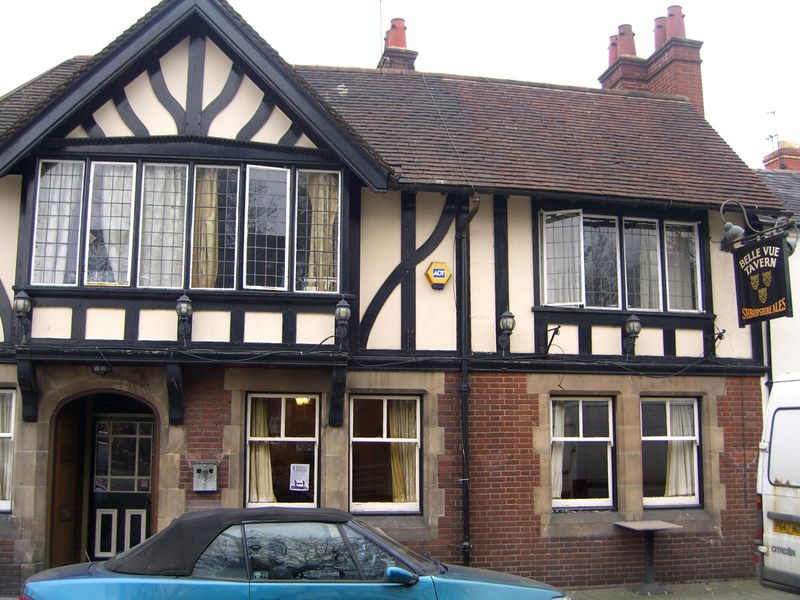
top-left (176, 294), bottom-right (193, 344)
top-left (13, 290), bottom-right (32, 345)
top-left (623, 314), bottom-right (642, 356)
top-left (498, 309), bottom-right (516, 356)
top-left (334, 298), bottom-right (351, 349)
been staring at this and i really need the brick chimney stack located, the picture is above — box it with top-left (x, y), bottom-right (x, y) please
top-left (763, 141), bottom-right (800, 171)
top-left (378, 18), bottom-right (418, 70)
top-left (599, 5), bottom-right (705, 115)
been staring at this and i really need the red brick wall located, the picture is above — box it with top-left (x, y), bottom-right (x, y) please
top-left (181, 367), bottom-right (232, 512)
top-left (407, 372), bottom-right (762, 588)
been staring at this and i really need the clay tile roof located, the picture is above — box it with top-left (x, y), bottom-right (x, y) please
top-left (298, 67), bottom-right (781, 210)
top-left (756, 170), bottom-right (800, 216)
top-left (0, 0), bottom-right (781, 210)
top-left (0, 57), bottom-right (93, 142)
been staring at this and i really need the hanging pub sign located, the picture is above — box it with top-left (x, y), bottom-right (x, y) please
top-left (733, 235), bottom-right (793, 327)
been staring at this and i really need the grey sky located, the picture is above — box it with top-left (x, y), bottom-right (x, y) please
top-left (2, 0), bottom-right (797, 169)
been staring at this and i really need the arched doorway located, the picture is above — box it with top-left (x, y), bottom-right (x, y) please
top-left (49, 393), bottom-right (156, 567)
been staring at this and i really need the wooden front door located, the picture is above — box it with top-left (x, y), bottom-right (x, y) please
top-left (89, 417), bottom-right (153, 559)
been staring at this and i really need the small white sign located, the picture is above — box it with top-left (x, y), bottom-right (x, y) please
top-left (289, 463), bottom-right (310, 492)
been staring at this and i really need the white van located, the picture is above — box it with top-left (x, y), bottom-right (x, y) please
top-left (757, 373), bottom-right (800, 592)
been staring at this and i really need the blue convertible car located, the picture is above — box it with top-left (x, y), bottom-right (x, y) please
top-left (22, 507), bottom-right (568, 600)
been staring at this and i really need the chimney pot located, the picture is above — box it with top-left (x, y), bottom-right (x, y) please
top-left (654, 16), bottom-right (667, 50)
top-left (608, 35), bottom-right (619, 65)
top-left (666, 5), bottom-right (686, 39)
top-left (378, 18), bottom-right (417, 69)
top-left (617, 24), bottom-right (637, 57)
top-left (385, 17), bottom-right (407, 49)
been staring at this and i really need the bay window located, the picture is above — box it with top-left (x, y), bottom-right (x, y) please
top-left (30, 159), bottom-right (341, 293)
top-left (32, 160), bottom-right (84, 285)
top-left (641, 398), bottom-right (700, 506)
top-left (541, 210), bottom-right (701, 313)
top-left (623, 218), bottom-right (662, 310)
top-left (86, 162), bottom-right (136, 285)
top-left (0, 391), bottom-right (13, 511)
top-left (350, 395), bottom-right (420, 512)
top-left (295, 170), bottom-right (340, 293)
top-left (190, 166), bottom-right (239, 289)
top-left (138, 164), bottom-right (188, 288)
top-left (551, 397), bottom-right (614, 508)
top-left (245, 166), bottom-right (289, 289)
top-left (247, 394), bottom-right (318, 506)
top-left (664, 222), bottom-right (701, 311)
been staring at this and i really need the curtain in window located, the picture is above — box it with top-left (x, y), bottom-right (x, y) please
top-left (387, 400), bottom-right (416, 503)
top-left (665, 403), bottom-right (694, 496)
top-left (33, 161), bottom-right (84, 285)
top-left (0, 396), bottom-right (10, 502)
top-left (544, 212), bottom-right (582, 304)
top-left (192, 168), bottom-right (220, 288)
top-left (625, 221), bottom-right (660, 310)
top-left (551, 403), bottom-right (565, 498)
top-left (297, 172), bottom-right (339, 292)
top-left (249, 400), bottom-right (276, 503)
top-left (87, 163), bottom-right (134, 284)
top-left (139, 165), bottom-right (186, 288)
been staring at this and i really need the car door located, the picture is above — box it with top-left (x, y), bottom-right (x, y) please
top-left (245, 521), bottom-right (436, 600)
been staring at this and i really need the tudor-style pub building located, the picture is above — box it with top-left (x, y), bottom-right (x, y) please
top-left (0, 1), bottom-right (784, 595)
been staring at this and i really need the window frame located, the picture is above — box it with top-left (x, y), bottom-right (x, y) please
top-left (244, 165), bottom-right (291, 291)
top-left (136, 162), bottom-right (189, 290)
top-left (245, 393), bottom-right (319, 508)
top-left (293, 169), bottom-right (342, 294)
top-left (622, 217), bottom-right (664, 312)
top-left (582, 213), bottom-right (621, 310)
top-left (550, 397), bottom-right (615, 509)
top-left (31, 159), bottom-right (86, 287)
top-left (349, 394), bottom-right (421, 514)
top-left (663, 220), bottom-right (703, 313)
top-left (189, 164), bottom-right (241, 291)
top-left (541, 209), bottom-right (585, 307)
top-left (84, 161), bottom-right (137, 287)
top-left (0, 390), bottom-right (15, 512)
top-left (641, 397), bottom-right (701, 507)
top-left (30, 158), bottom-right (345, 294)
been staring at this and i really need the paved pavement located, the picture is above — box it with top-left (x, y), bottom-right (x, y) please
top-left (567, 578), bottom-right (797, 600)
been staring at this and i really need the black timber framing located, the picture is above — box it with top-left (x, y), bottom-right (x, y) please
top-left (347, 178), bottom-right (361, 349)
top-left (401, 192), bottom-right (416, 350)
top-left (359, 196), bottom-right (456, 348)
top-left (0, 0), bottom-right (390, 190)
top-left (493, 195), bottom-right (509, 354)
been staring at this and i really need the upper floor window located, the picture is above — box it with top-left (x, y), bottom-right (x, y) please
top-left (31, 159), bottom-right (341, 293)
top-left (541, 210), bottom-right (701, 312)
top-left (0, 391), bottom-right (13, 511)
top-left (641, 398), bottom-right (700, 507)
top-left (551, 397), bottom-right (614, 509)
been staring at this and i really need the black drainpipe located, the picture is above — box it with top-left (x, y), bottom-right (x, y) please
top-left (457, 194), bottom-right (480, 566)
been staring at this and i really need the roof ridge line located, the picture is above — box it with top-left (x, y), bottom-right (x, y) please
top-left (294, 64), bottom-right (696, 104)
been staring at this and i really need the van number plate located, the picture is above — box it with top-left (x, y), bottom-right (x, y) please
top-left (774, 520), bottom-right (800, 536)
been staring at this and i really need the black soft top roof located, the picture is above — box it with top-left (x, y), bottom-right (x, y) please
top-left (105, 507), bottom-right (351, 576)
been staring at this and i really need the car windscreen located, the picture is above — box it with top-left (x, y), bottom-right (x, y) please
top-left (349, 519), bottom-right (442, 575)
